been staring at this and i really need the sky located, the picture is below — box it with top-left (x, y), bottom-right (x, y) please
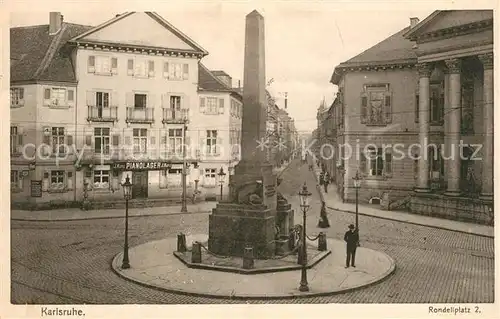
top-left (8, 2), bottom-right (478, 133)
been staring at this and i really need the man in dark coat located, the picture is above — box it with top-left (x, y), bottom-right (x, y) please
top-left (344, 224), bottom-right (359, 268)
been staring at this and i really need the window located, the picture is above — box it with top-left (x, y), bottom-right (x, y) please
top-left (44, 87), bottom-right (74, 107)
top-left (10, 126), bottom-right (22, 154)
top-left (52, 127), bottom-right (66, 155)
top-left (168, 129), bottom-right (183, 157)
top-left (133, 128), bottom-right (148, 155)
top-left (430, 85), bottom-right (444, 124)
top-left (94, 128), bottom-right (110, 155)
top-left (11, 170), bottom-right (19, 190)
top-left (206, 130), bottom-right (217, 155)
top-left (360, 84), bottom-right (391, 125)
top-left (206, 97), bottom-right (218, 114)
top-left (88, 56), bottom-right (117, 74)
top-left (361, 147), bottom-right (392, 177)
top-left (204, 168), bottom-right (217, 186)
top-left (95, 56), bottom-right (111, 74)
top-left (10, 88), bottom-right (24, 107)
top-left (50, 170), bottom-right (65, 189)
top-left (96, 92), bottom-right (109, 108)
top-left (170, 96), bottom-right (181, 110)
top-left (134, 94), bottom-right (147, 109)
top-left (135, 60), bottom-right (148, 78)
top-left (94, 170), bottom-right (110, 189)
top-left (461, 79), bottom-right (474, 134)
top-left (167, 63), bottom-right (188, 80)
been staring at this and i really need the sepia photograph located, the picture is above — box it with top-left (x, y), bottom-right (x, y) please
top-left (2, 1), bottom-right (498, 318)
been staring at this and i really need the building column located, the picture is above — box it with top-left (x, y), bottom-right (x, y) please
top-left (415, 63), bottom-right (432, 192)
top-left (443, 68), bottom-right (450, 188)
top-left (444, 58), bottom-right (462, 196)
top-left (478, 53), bottom-right (494, 199)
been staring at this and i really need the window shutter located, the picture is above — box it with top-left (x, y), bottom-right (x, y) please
top-left (185, 136), bottom-right (191, 148)
top-left (384, 91), bottom-right (392, 124)
top-left (161, 94), bottom-right (169, 108)
top-left (126, 92), bottom-right (134, 107)
top-left (360, 92), bottom-right (368, 124)
top-left (127, 59), bottom-right (134, 76)
top-left (182, 64), bottom-right (189, 80)
top-left (111, 57), bottom-right (118, 74)
top-left (17, 134), bottom-right (23, 146)
top-left (148, 94), bottom-right (155, 108)
top-left (67, 89), bottom-right (75, 106)
top-left (110, 91), bottom-right (118, 107)
top-left (360, 150), bottom-right (367, 175)
top-left (66, 135), bottom-right (73, 148)
top-left (18, 88), bottom-right (25, 106)
top-left (218, 98), bottom-right (225, 114)
top-left (112, 135), bottom-right (120, 146)
top-left (42, 134), bottom-right (51, 156)
top-left (415, 94), bottom-right (419, 123)
top-left (85, 135), bottom-right (93, 147)
top-left (216, 136), bottom-right (222, 155)
top-left (43, 88), bottom-right (51, 106)
top-left (163, 62), bottom-right (169, 79)
top-left (148, 61), bottom-right (155, 77)
top-left (384, 150), bottom-right (392, 177)
top-left (199, 97), bottom-right (206, 113)
top-left (88, 56), bottom-right (95, 73)
top-left (86, 91), bottom-right (95, 107)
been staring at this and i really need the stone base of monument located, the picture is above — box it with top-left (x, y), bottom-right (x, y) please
top-left (173, 241), bottom-right (330, 275)
top-left (208, 202), bottom-right (278, 259)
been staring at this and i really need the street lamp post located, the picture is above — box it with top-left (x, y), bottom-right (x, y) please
top-left (353, 170), bottom-right (361, 230)
top-left (121, 175), bottom-right (133, 269)
top-left (217, 167), bottom-right (226, 201)
top-left (298, 182), bottom-right (312, 292)
top-left (181, 118), bottom-right (188, 213)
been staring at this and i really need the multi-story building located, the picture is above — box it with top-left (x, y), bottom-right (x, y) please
top-left (10, 11), bottom-right (243, 209)
top-left (328, 10), bottom-right (493, 224)
top-left (196, 64), bottom-right (242, 200)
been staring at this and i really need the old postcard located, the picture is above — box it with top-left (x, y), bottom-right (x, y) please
top-left (1, 1), bottom-right (498, 318)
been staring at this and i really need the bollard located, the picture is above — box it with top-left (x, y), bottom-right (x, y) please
top-left (243, 246), bottom-right (254, 269)
top-left (177, 233), bottom-right (187, 252)
top-left (191, 241), bottom-right (202, 263)
top-left (288, 229), bottom-right (296, 251)
top-left (318, 232), bottom-right (327, 251)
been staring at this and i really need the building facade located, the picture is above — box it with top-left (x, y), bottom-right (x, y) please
top-left (328, 10), bottom-right (493, 224)
top-left (10, 11), bottom-right (243, 209)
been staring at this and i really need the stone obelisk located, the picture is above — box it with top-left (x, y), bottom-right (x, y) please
top-left (207, 10), bottom-right (278, 259)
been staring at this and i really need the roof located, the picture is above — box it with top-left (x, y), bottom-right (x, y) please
top-left (211, 70), bottom-right (230, 77)
top-left (330, 26), bottom-right (417, 84)
top-left (11, 23), bottom-right (93, 83)
top-left (338, 26), bottom-right (416, 68)
top-left (198, 63), bottom-right (242, 100)
top-left (69, 12), bottom-right (208, 55)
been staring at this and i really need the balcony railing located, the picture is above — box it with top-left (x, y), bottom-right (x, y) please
top-left (162, 108), bottom-right (189, 124)
top-left (126, 107), bottom-right (154, 124)
top-left (87, 106), bottom-right (118, 122)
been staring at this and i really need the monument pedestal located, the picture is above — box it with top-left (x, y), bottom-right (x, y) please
top-left (208, 203), bottom-right (276, 259)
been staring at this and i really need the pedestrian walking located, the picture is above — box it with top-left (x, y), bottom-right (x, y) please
top-left (323, 172), bottom-right (330, 193)
top-left (344, 224), bottom-right (359, 268)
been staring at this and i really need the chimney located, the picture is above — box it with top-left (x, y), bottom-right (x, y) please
top-left (410, 17), bottom-right (419, 29)
top-left (49, 12), bottom-right (63, 35)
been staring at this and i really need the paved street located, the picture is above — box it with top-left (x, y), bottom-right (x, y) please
top-left (11, 159), bottom-right (494, 304)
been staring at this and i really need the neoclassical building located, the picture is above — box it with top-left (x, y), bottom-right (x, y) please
top-left (329, 10), bottom-right (493, 224)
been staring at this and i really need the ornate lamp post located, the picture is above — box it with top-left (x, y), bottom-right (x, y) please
top-left (353, 170), bottom-right (361, 230)
top-left (217, 167), bottom-right (226, 201)
top-left (121, 175), bottom-right (133, 269)
top-left (181, 118), bottom-right (189, 213)
top-left (298, 182), bottom-right (312, 292)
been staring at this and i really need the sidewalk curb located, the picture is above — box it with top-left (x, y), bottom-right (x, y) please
top-left (11, 210), bottom-right (212, 222)
top-left (326, 205), bottom-right (493, 239)
top-left (309, 158), bottom-right (493, 239)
